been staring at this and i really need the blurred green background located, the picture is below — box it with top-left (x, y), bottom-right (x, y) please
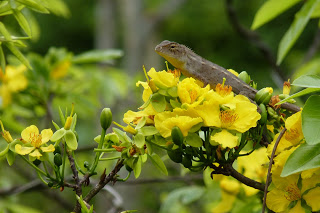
top-left (0, 0), bottom-right (319, 212)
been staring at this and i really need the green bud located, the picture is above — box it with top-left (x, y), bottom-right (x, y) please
top-left (259, 104), bottom-right (267, 125)
top-left (54, 153), bottom-right (63, 167)
top-left (171, 126), bottom-right (184, 146)
top-left (182, 155), bottom-right (192, 168)
top-left (84, 161), bottom-right (90, 169)
top-left (267, 107), bottom-right (278, 119)
top-left (125, 164), bottom-right (133, 172)
top-left (54, 145), bottom-right (61, 155)
top-left (47, 182), bottom-right (54, 187)
top-left (167, 149), bottom-right (183, 163)
top-left (100, 108), bottom-right (113, 130)
top-left (238, 71), bottom-right (250, 84)
top-left (255, 87), bottom-right (273, 105)
top-left (33, 159), bottom-right (41, 166)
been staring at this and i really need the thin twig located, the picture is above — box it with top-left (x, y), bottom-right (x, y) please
top-left (262, 127), bottom-right (287, 213)
top-left (120, 174), bottom-right (204, 185)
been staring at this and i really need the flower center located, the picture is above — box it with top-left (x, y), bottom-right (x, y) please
top-left (284, 184), bottom-right (301, 201)
top-left (220, 110), bottom-right (238, 128)
top-left (215, 83), bottom-right (232, 97)
top-left (284, 128), bottom-right (300, 141)
top-left (188, 89), bottom-right (198, 103)
top-left (29, 132), bottom-right (42, 148)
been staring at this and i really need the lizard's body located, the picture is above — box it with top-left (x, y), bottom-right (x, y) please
top-left (155, 40), bottom-right (300, 112)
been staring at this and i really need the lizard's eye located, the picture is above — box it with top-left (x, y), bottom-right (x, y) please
top-left (170, 45), bottom-right (176, 49)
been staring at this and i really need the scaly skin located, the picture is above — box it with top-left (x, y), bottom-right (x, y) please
top-left (155, 40), bottom-right (300, 113)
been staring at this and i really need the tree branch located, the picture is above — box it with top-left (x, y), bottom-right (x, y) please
top-left (224, 0), bottom-right (287, 81)
top-left (210, 163), bottom-right (265, 191)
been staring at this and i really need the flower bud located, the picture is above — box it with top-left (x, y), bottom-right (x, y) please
top-left (54, 145), bottom-right (61, 155)
top-left (255, 87), bottom-right (273, 105)
top-left (100, 108), bottom-right (113, 130)
top-left (259, 104), bottom-right (268, 125)
top-left (238, 71), bottom-right (250, 84)
top-left (54, 153), bottom-right (63, 167)
top-left (84, 161), bottom-right (90, 169)
top-left (171, 126), bottom-right (184, 146)
top-left (182, 155), bottom-right (192, 168)
top-left (167, 149), bottom-right (183, 163)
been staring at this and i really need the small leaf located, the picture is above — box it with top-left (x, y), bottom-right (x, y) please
top-left (0, 3), bottom-right (12, 16)
top-left (302, 95), bottom-right (320, 145)
top-left (139, 126), bottom-right (158, 136)
top-left (15, 0), bottom-right (49, 13)
top-left (5, 42), bottom-right (32, 69)
top-left (0, 44), bottom-right (6, 72)
top-left (71, 113), bottom-right (77, 131)
top-left (0, 22), bottom-right (12, 41)
top-left (133, 156), bottom-right (142, 178)
top-left (282, 143), bottom-right (320, 177)
top-left (292, 74), bottom-right (320, 88)
top-left (133, 133), bottom-right (145, 148)
top-left (251, 0), bottom-right (301, 30)
top-left (186, 132), bottom-right (203, 147)
top-left (52, 121), bottom-right (60, 131)
top-left (0, 144), bottom-right (9, 157)
top-left (292, 57), bottom-right (320, 80)
top-left (13, 9), bottom-right (31, 37)
top-left (148, 153), bottom-right (168, 176)
top-left (277, 0), bottom-right (320, 64)
top-left (151, 93), bottom-right (166, 112)
top-left (58, 106), bottom-right (66, 126)
top-left (277, 88), bottom-right (320, 105)
top-left (50, 128), bottom-right (66, 142)
top-left (170, 99), bottom-right (181, 108)
top-left (167, 86), bottom-right (178, 97)
top-left (72, 49), bottom-right (123, 64)
top-left (135, 117), bottom-right (146, 129)
top-left (65, 130), bottom-right (78, 150)
top-left (113, 128), bottom-right (132, 143)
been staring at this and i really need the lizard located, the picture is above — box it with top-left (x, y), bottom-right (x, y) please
top-left (155, 40), bottom-right (300, 113)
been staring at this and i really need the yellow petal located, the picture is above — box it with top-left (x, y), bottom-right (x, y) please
top-left (148, 68), bottom-right (178, 89)
top-left (15, 144), bottom-right (35, 155)
top-left (40, 144), bottom-right (55, 153)
top-left (303, 187), bottom-right (320, 211)
top-left (41, 128), bottom-right (53, 143)
top-left (29, 149), bottom-right (42, 159)
top-left (211, 191), bottom-right (237, 213)
top-left (210, 129), bottom-right (239, 148)
top-left (21, 125), bottom-right (39, 142)
top-left (288, 200), bottom-right (305, 213)
top-left (266, 188), bottom-right (290, 212)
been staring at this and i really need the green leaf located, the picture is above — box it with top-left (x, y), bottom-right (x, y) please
top-left (311, 1), bottom-right (320, 18)
top-left (167, 86), bottom-right (178, 97)
top-left (0, 22), bottom-right (12, 41)
top-left (133, 156), bottom-right (142, 178)
top-left (58, 106), bottom-right (66, 126)
top-left (50, 128), bottom-right (66, 141)
top-left (251, 0), bottom-right (301, 30)
top-left (65, 130), bottom-right (78, 150)
top-left (185, 132), bottom-right (203, 147)
top-left (302, 95), bottom-right (320, 145)
top-left (0, 3), bottom-right (12, 16)
top-left (292, 74), bottom-right (320, 88)
top-left (139, 126), bottom-right (158, 136)
top-left (277, 0), bottom-right (320, 64)
top-left (135, 117), bottom-right (146, 129)
top-left (292, 57), bottom-right (320, 80)
top-left (52, 121), bottom-right (60, 131)
top-left (39, 0), bottom-right (70, 18)
top-left (13, 9), bottom-right (31, 37)
top-left (112, 128), bottom-right (132, 143)
top-left (71, 113), bottom-right (77, 131)
top-left (133, 133), bottom-right (145, 148)
top-left (15, 0), bottom-right (49, 13)
top-left (5, 42), bottom-right (32, 69)
top-left (148, 153), bottom-right (168, 176)
top-left (72, 49), bottom-right (123, 64)
top-left (151, 93), bottom-right (166, 112)
top-left (277, 87), bottom-right (320, 105)
top-left (0, 44), bottom-right (6, 72)
top-left (159, 186), bottom-right (205, 213)
top-left (0, 144), bottom-right (9, 157)
top-left (281, 143), bottom-right (320, 176)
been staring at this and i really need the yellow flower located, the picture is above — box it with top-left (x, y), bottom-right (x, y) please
top-left (123, 107), bottom-right (156, 126)
top-left (15, 125), bottom-right (54, 159)
top-left (178, 77), bottom-right (210, 108)
top-left (136, 81), bottom-right (152, 102)
top-left (51, 60), bottom-right (71, 79)
top-left (154, 108), bottom-right (202, 138)
top-left (283, 80), bottom-right (291, 95)
top-left (267, 111), bottom-right (303, 156)
top-left (147, 67), bottom-right (179, 89)
top-left (0, 65), bottom-right (27, 107)
top-left (227, 69), bottom-right (239, 76)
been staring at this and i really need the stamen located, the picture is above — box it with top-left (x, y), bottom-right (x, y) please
top-left (220, 110), bottom-right (238, 128)
top-left (284, 184), bottom-right (301, 201)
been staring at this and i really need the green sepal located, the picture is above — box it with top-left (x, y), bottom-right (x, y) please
top-left (6, 149), bottom-right (15, 165)
top-left (151, 93), bottom-right (166, 112)
top-left (185, 132), bottom-right (203, 147)
top-left (65, 130), bottom-right (78, 150)
top-left (133, 133), bottom-right (145, 148)
top-left (71, 113), bottom-right (77, 131)
top-left (58, 106), bottom-right (66, 125)
top-left (171, 126), bottom-right (184, 146)
top-left (50, 128), bottom-right (66, 142)
top-left (0, 144), bottom-right (9, 157)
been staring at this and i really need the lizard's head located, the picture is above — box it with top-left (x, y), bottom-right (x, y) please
top-left (155, 40), bottom-right (188, 70)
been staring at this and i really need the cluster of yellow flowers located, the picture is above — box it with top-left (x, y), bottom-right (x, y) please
top-left (266, 111), bottom-right (320, 212)
top-left (123, 67), bottom-right (261, 149)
